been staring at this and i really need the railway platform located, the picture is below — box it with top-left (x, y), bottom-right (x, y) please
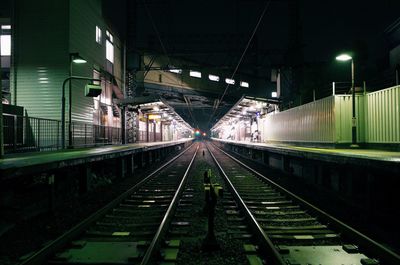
top-left (0, 138), bottom-right (194, 179)
top-left (212, 138), bottom-right (400, 170)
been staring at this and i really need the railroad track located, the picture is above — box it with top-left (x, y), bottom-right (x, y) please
top-left (206, 142), bottom-right (400, 265)
top-left (19, 143), bottom-right (199, 265)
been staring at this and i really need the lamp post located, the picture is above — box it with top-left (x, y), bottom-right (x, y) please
top-left (67, 53), bottom-right (87, 148)
top-left (61, 76), bottom-right (100, 149)
top-left (336, 53), bottom-right (358, 147)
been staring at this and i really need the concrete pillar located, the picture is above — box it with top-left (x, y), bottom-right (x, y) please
top-left (117, 157), bottom-right (127, 178)
top-left (153, 122), bottom-right (156, 142)
top-left (128, 154), bottom-right (135, 176)
top-left (79, 165), bottom-right (91, 195)
top-left (48, 174), bottom-right (56, 212)
top-left (121, 105), bottom-right (126, 144)
top-left (146, 117), bottom-right (149, 142)
top-left (159, 122), bottom-right (162, 141)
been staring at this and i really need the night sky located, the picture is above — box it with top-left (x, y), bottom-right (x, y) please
top-left (302, 0), bottom-right (400, 62)
top-left (120, 0), bottom-right (400, 64)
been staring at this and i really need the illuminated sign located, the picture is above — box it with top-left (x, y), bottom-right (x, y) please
top-left (148, 114), bottom-right (161, 120)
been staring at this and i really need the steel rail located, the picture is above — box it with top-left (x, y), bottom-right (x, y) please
top-left (140, 144), bottom-right (199, 265)
top-left (211, 142), bottom-right (400, 265)
top-left (206, 143), bottom-right (286, 265)
top-left (19, 142), bottom-right (197, 265)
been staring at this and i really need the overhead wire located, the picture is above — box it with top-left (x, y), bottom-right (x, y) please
top-left (206, 0), bottom-right (271, 127)
top-left (141, 0), bottom-right (173, 67)
top-left (141, 0), bottom-right (200, 128)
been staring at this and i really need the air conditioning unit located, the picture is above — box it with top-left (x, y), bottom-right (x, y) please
top-left (84, 84), bottom-right (102, 97)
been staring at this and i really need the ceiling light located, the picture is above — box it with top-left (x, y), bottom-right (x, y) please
top-left (169, 69), bottom-right (182, 74)
top-left (225, 78), bottom-right (235, 85)
top-left (190, 70), bottom-right (201, 78)
top-left (240, 81), bottom-right (249, 88)
top-left (209, 74), bottom-right (220, 82)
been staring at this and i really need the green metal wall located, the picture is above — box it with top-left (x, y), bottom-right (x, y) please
top-left (366, 85), bottom-right (400, 143)
top-left (69, 0), bottom-right (103, 123)
top-left (334, 95), bottom-right (365, 143)
top-left (69, 0), bottom-right (123, 124)
top-left (14, 0), bottom-right (69, 120)
top-left (13, 0), bottom-right (123, 125)
top-left (263, 96), bottom-right (336, 143)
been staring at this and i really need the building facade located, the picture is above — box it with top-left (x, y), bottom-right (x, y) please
top-left (11, 0), bottom-right (124, 127)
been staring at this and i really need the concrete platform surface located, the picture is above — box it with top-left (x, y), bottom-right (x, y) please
top-left (212, 138), bottom-right (400, 167)
top-left (0, 139), bottom-right (193, 179)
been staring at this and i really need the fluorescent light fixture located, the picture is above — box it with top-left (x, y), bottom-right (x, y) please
top-left (208, 74), bottom-right (220, 82)
top-left (72, 58), bottom-right (87, 64)
top-left (71, 53), bottom-right (87, 64)
top-left (271, 91), bottom-right (278, 98)
top-left (336, 54), bottom-right (352, 61)
top-left (189, 70), bottom-right (201, 78)
top-left (240, 81), bottom-right (249, 88)
top-left (225, 78), bottom-right (235, 85)
top-left (1, 25), bottom-right (11, 30)
top-left (169, 69), bottom-right (182, 74)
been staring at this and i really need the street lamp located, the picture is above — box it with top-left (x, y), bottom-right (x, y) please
top-left (61, 76), bottom-right (101, 149)
top-left (67, 53), bottom-right (87, 148)
top-left (336, 53), bottom-right (358, 147)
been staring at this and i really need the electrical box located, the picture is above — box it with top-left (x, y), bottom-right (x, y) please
top-left (84, 84), bottom-right (102, 97)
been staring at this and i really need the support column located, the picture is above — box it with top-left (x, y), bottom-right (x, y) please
top-left (48, 174), bottom-right (55, 213)
top-left (160, 121), bottom-right (163, 142)
top-left (153, 122), bottom-right (156, 142)
top-left (146, 117), bottom-right (149, 142)
top-left (79, 165), bottom-right (91, 195)
top-left (121, 105), bottom-right (126, 144)
top-left (118, 157), bottom-right (127, 178)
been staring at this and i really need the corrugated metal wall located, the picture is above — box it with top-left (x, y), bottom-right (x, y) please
top-left (217, 88), bottom-right (398, 145)
top-left (263, 96), bottom-right (336, 143)
top-left (14, 0), bottom-right (69, 120)
top-left (334, 95), bottom-right (365, 143)
top-left (14, 0), bottom-right (123, 126)
top-left (69, 0), bottom-right (104, 124)
top-left (366, 85), bottom-right (400, 143)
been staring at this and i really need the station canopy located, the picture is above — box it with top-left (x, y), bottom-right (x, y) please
top-left (211, 96), bottom-right (279, 132)
top-left (117, 96), bottom-right (193, 133)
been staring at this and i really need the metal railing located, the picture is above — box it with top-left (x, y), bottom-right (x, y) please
top-left (3, 114), bottom-right (121, 154)
top-left (70, 121), bottom-right (121, 148)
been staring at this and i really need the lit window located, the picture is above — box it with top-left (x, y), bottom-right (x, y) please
top-left (106, 30), bottom-right (114, 63)
top-left (189, 70), bottom-right (201, 78)
top-left (169, 69), bottom-right (182, 74)
top-left (208, 74), bottom-right (219, 82)
top-left (106, 30), bottom-right (113, 42)
top-left (0, 35), bottom-right (11, 56)
top-left (96, 26), bottom-right (102, 44)
top-left (1, 25), bottom-right (11, 30)
top-left (240, 81), bottom-right (249, 88)
top-left (271, 91), bottom-right (278, 98)
top-left (225, 78), bottom-right (235, 85)
top-left (106, 40), bottom-right (114, 63)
